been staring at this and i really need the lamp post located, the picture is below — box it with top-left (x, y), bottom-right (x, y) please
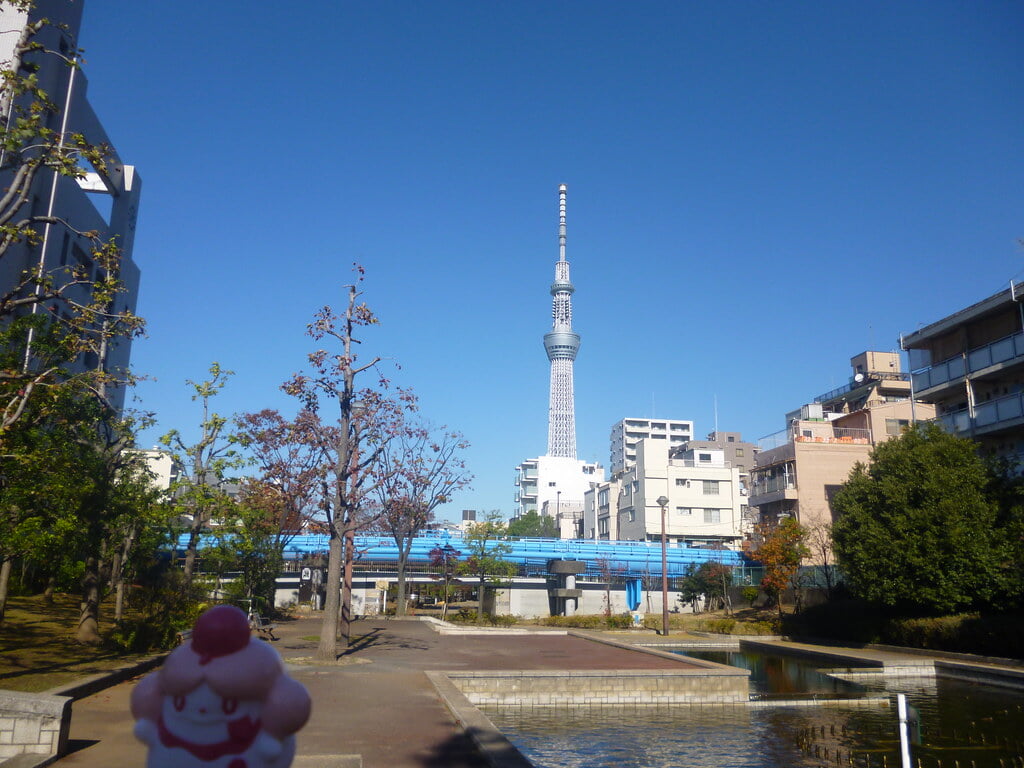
top-left (656, 494), bottom-right (670, 636)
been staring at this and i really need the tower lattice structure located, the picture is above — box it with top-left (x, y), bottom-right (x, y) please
top-left (544, 184), bottom-right (581, 459)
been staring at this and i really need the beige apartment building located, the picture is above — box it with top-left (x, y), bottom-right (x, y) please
top-left (583, 438), bottom-right (745, 548)
top-left (749, 352), bottom-right (934, 538)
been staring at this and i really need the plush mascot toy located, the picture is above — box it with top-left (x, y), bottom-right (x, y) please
top-left (131, 605), bottom-right (311, 768)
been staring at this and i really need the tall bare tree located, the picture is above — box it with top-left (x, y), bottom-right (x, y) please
top-left (284, 270), bottom-right (413, 660)
top-left (374, 426), bottom-right (471, 616)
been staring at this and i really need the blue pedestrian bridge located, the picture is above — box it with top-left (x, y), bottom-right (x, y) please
top-left (179, 533), bottom-right (745, 579)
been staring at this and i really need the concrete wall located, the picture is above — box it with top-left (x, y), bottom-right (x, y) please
top-left (278, 573), bottom-right (694, 619)
top-left (446, 668), bottom-right (749, 706)
top-left (0, 691), bottom-right (71, 761)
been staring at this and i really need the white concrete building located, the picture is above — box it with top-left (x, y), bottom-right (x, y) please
top-left (514, 455), bottom-right (602, 524)
top-left (133, 448), bottom-right (182, 493)
top-left (609, 417), bottom-right (694, 473)
top-left (615, 438), bottom-right (744, 549)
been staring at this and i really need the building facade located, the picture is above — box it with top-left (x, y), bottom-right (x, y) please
top-left (901, 285), bottom-right (1024, 465)
top-left (0, 0), bottom-right (142, 412)
top-left (611, 438), bottom-right (745, 549)
top-left (609, 417), bottom-right (694, 474)
top-left (749, 351), bottom-right (934, 537)
top-left (515, 455), bottom-right (602, 520)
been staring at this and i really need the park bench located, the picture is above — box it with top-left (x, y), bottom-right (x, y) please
top-left (248, 612), bottom-right (277, 641)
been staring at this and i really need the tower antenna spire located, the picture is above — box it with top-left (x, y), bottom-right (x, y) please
top-left (544, 184), bottom-right (580, 458)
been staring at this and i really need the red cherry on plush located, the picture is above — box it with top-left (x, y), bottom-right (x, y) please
top-left (191, 605), bottom-right (250, 662)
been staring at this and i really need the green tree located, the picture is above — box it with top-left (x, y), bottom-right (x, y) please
top-left (678, 560), bottom-right (733, 614)
top-left (458, 512), bottom-right (516, 624)
top-left (507, 510), bottom-right (559, 538)
top-left (161, 363), bottom-right (244, 590)
top-left (0, 5), bottom-right (143, 445)
top-left (832, 422), bottom-right (1013, 615)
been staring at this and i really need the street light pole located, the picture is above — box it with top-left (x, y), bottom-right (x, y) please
top-left (656, 495), bottom-right (670, 636)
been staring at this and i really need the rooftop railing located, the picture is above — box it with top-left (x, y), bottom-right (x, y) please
top-left (814, 371), bottom-right (909, 404)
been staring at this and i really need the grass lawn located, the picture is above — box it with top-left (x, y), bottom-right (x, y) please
top-left (0, 593), bottom-right (155, 693)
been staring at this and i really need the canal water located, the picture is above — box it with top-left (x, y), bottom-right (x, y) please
top-left (485, 649), bottom-right (1024, 768)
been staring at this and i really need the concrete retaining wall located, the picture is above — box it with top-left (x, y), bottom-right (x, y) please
top-left (0, 690), bottom-right (71, 762)
top-left (445, 669), bottom-right (749, 706)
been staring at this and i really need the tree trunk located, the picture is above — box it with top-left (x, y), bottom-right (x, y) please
top-left (76, 556), bottom-right (101, 644)
top-left (341, 524), bottom-right (355, 645)
top-left (476, 576), bottom-right (486, 625)
top-left (0, 557), bottom-right (11, 624)
top-left (394, 557), bottom-right (408, 617)
top-left (316, 531), bottom-right (343, 661)
top-left (43, 574), bottom-right (54, 604)
top-left (182, 524), bottom-right (200, 589)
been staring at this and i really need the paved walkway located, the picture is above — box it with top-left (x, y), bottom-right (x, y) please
top-left (50, 618), bottom-right (1024, 768)
top-left (54, 617), bottom-right (695, 768)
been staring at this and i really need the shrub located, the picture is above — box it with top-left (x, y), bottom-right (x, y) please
top-left (741, 586), bottom-right (760, 607)
top-left (882, 613), bottom-right (1024, 658)
top-left (605, 613), bottom-right (635, 629)
top-left (703, 618), bottom-right (736, 634)
top-left (783, 598), bottom-right (887, 644)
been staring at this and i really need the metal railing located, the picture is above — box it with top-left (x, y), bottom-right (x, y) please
top-left (940, 390), bottom-right (1024, 434)
top-left (814, 371), bottom-right (909, 404)
top-left (750, 475), bottom-right (796, 496)
top-left (913, 330), bottom-right (1024, 392)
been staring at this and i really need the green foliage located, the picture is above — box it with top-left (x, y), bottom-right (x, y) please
top-left (109, 570), bottom-right (206, 652)
top-left (539, 613), bottom-right (637, 629)
top-left (507, 510), bottom-right (559, 538)
top-left (447, 609), bottom-right (518, 626)
top-left (702, 617), bottom-right (736, 634)
top-left (831, 422), bottom-right (1017, 615)
top-left (677, 560), bottom-right (733, 613)
top-left (881, 613), bottom-right (1024, 659)
top-left (741, 585), bottom-right (760, 607)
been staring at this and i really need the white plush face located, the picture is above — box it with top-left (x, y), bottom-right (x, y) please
top-left (161, 682), bottom-right (262, 742)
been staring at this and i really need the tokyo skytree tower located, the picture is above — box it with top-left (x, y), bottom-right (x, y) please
top-left (544, 184), bottom-right (581, 458)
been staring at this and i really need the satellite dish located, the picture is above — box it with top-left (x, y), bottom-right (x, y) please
top-left (854, 373), bottom-right (865, 383)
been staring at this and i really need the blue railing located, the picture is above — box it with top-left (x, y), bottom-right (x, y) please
top-left (176, 533), bottom-right (745, 578)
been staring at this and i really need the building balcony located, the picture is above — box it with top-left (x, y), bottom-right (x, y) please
top-left (757, 426), bottom-right (871, 452)
top-left (750, 476), bottom-right (796, 497)
top-left (913, 331), bottom-right (1024, 395)
top-left (939, 390), bottom-right (1024, 437)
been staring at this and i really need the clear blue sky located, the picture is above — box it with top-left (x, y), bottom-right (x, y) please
top-left (76, 1), bottom-right (1023, 521)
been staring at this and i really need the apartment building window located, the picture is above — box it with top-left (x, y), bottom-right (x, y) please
top-left (598, 489), bottom-right (609, 506)
top-left (626, 510), bottom-right (636, 522)
top-left (598, 519), bottom-right (609, 535)
top-left (548, 482), bottom-right (557, 487)
top-left (702, 480), bottom-right (720, 495)
top-left (675, 507), bottom-right (692, 515)
top-left (675, 478), bottom-right (690, 487)
top-left (698, 453), bottom-right (712, 463)
top-left (704, 509), bottom-right (721, 524)
top-left (886, 419), bottom-right (910, 436)
top-left (735, 448), bottom-right (744, 457)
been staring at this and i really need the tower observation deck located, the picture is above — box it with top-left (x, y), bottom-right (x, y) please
top-left (544, 184), bottom-right (580, 458)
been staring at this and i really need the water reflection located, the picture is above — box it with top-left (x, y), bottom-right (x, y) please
top-left (485, 650), bottom-right (1024, 768)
